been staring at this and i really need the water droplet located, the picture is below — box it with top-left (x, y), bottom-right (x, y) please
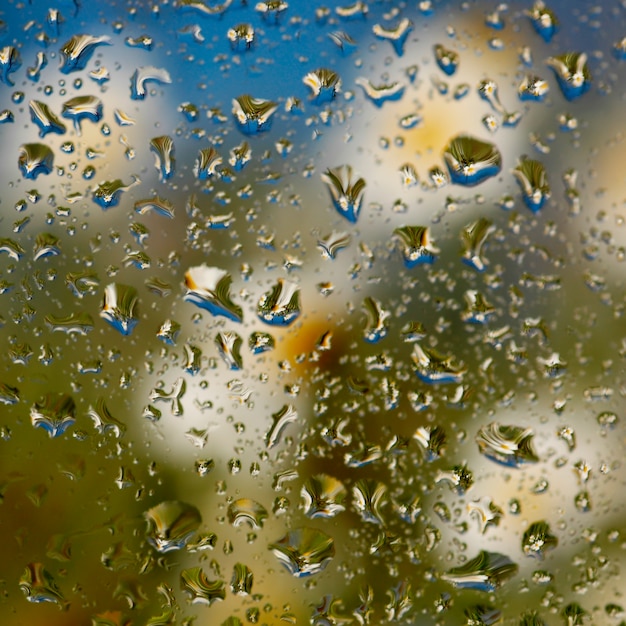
top-left (30, 393), bottom-right (76, 437)
top-left (88, 397), bottom-right (126, 437)
top-left (0, 382), bottom-right (19, 405)
top-left (266, 404), bottom-right (298, 448)
top-left (125, 34), bottom-right (153, 50)
top-left (546, 52), bottom-right (591, 101)
top-left (184, 265), bottom-right (243, 322)
top-left (130, 66), bottom-right (172, 100)
top-left (18, 143), bottom-right (54, 179)
top-left (373, 18), bottom-right (413, 56)
top-left (355, 78), bottom-right (405, 106)
top-left (362, 297), bottom-right (389, 343)
top-left (194, 147), bottom-right (222, 179)
top-left (412, 344), bottom-right (465, 383)
top-left (216, 331), bottom-right (243, 369)
top-left (145, 501), bottom-right (201, 553)
top-left (231, 563), bottom-right (253, 595)
top-left (0, 46), bottom-right (21, 85)
top-left (228, 23), bottom-right (255, 50)
top-left (134, 195), bottom-right (174, 219)
top-left (393, 226), bottom-right (439, 267)
top-left (61, 95), bottom-right (103, 133)
top-left (461, 217), bottom-right (495, 271)
top-left (227, 498), bottom-right (268, 529)
top-left (269, 527), bottom-right (335, 577)
top-left (522, 521), bottom-right (557, 559)
top-left (467, 497), bottom-right (503, 534)
top-left (0, 237), bottom-right (25, 260)
top-left (59, 34), bottom-right (110, 74)
top-left (301, 474), bottom-right (346, 518)
top-left (476, 423), bottom-right (539, 467)
top-left (518, 75), bottom-right (550, 102)
top-left (93, 177), bottom-right (140, 209)
top-left (29, 100), bottom-right (66, 137)
top-left (19, 562), bottom-right (67, 607)
top-left (527, 1), bottom-right (558, 42)
top-left (434, 44), bottom-right (459, 75)
top-left (100, 283), bottom-right (139, 335)
top-left (44, 312), bottom-right (94, 335)
top-left (180, 567), bottom-right (225, 605)
top-left (322, 165), bottom-right (366, 223)
top-left (303, 68), bottom-right (341, 103)
top-left (441, 551), bottom-right (518, 591)
top-left (149, 135), bottom-right (175, 182)
top-left (443, 136), bottom-right (501, 186)
top-left (232, 95), bottom-right (277, 135)
top-left (257, 279), bottom-right (301, 326)
top-left (513, 157), bottom-right (550, 211)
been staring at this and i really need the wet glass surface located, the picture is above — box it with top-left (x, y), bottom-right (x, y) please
top-left (1, 1), bottom-right (626, 624)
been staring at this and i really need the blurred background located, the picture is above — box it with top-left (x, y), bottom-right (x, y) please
top-left (0, 0), bottom-right (625, 624)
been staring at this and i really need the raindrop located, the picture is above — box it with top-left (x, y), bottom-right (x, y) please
top-left (215, 331), bottom-right (243, 370)
top-left (100, 283), bottom-right (139, 335)
top-left (441, 551), bottom-right (518, 591)
top-left (322, 165), bottom-right (366, 223)
top-left (29, 100), bottom-right (66, 137)
top-left (0, 46), bottom-right (21, 85)
top-left (19, 562), bottom-right (67, 607)
top-left (184, 265), bottom-right (243, 322)
top-left (180, 567), bottom-right (225, 605)
top-left (30, 393), bottom-right (76, 438)
top-left (521, 521), bottom-right (557, 559)
top-left (513, 157), bottom-right (550, 211)
top-left (476, 423), bottom-right (539, 467)
top-left (301, 474), bottom-right (347, 518)
top-left (355, 78), bottom-right (405, 106)
top-left (231, 563), bottom-right (253, 595)
top-left (372, 18), bottom-right (413, 56)
top-left (59, 34), bottom-right (110, 74)
top-left (433, 44), bottom-right (459, 76)
top-left (150, 135), bottom-right (175, 182)
top-left (18, 143), bottom-right (54, 179)
top-left (460, 217), bottom-right (495, 272)
top-left (394, 226), bottom-right (439, 267)
top-left (145, 501), bottom-right (201, 553)
top-left (62, 95), bottom-right (103, 133)
top-left (443, 136), bottom-right (501, 186)
top-left (546, 53), bottom-right (591, 101)
top-left (527, 1), bottom-right (558, 42)
top-left (227, 498), bottom-right (268, 529)
top-left (130, 66), bottom-right (172, 100)
top-left (362, 296), bottom-right (390, 343)
top-left (269, 527), bottom-right (335, 577)
top-left (257, 279), bottom-right (301, 326)
top-left (303, 68), bottom-right (341, 103)
top-left (232, 95), bottom-right (278, 135)
top-left (412, 344), bottom-right (465, 383)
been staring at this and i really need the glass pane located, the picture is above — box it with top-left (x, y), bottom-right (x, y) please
top-left (1, 0), bottom-right (624, 624)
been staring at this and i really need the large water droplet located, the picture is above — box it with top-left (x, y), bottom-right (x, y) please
top-left (180, 567), bottom-right (225, 605)
top-left (269, 527), bottom-right (335, 577)
top-left (29, 100), bottom-right (66, 137)
top-left (19, 562), bottom-right (67, 607)
top-left (30, 393), bottom-right (76, 437)
top-left (145, 501), bottom-right (201, 553)
top-left (546, 52), bottom-right (591, 101)
top-left (476, 423), bottom-right (539, 467)
top-left (150, 135), bottom-right (175, 181)
top-left (443, 135), bottom-right (501, 186)
top-left (301, 474), bottom-right (347, 518)
top-left (184, 265), bottom-right (243, 322)
top-left (62, 95), bottom-right (103, 133)
top-left (257, 279), bottom-right (301, 326)
top-left (412, 344), bottom-right (465, 383)
top-left (513, 157), bottom-right (550, 211)
top-left (441, 551), bottom-right (518, 591)
top-left (59, 34), bottom-right (111, 74)
top-left (322, 165), bottom-right (366, 223)
top-left (227, 498), bottom-right (268, 529)
top-left (232, 95), bottom-right (277, 135)
top-left (18, 143), bottom-right (54, 179)
top-left (521, 521), bottom-right (557, 559)
top-left (100, 283), bottom-right (139, 335)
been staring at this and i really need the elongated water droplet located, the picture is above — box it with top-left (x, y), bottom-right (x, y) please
top-left (442, 551), bottom-right (518, 591)
top-left (194, 147), bottom-right (222, 179)
top-left (513, 157), bottom-right (550, 211)
top-left (93, 177), bottom-right (139, 209)
top-left (362, 297), bottom-right (389, 343)
top-left (434, 43), bottom-right (459, 75)
top-left (412, 344), bottom-right (465, 383)
top-left (266, 404), bottom-right (298, 448)
top-left (29, 100), bottom-right (66, 137)
top-left (100, 283), bottom-right (139, 335)
top-left (59, 34), bottom-right (110, 73)
top-left (44, 312), bottom-right (94, 335)
top-left (130, 66), bottom-right (172, 100)
top-left (88, 397), bottom-right (126, 437)
top-left (62, 95), bottom-right (103, 133)
top-left (355, 78), bottom-right (405, 106)
top-left (527, 1), bottom-right (558, 42)
top-left (215, 331), bottom-right (243, 370)
top-left (231, 563), bottom-right (253, 595)
top-left (322, 165), bottom-right (366, 223)
top-left (150, 135), bottom-right (175, 181)
top-left (0, 46), bottom-right (21, 85)
top-left (476, 422), bottom-right (539, 467)
top-left (373, 18), bottom-right (413, 56)
top-left (269, 527), bottom-right (335, 577)
top-left (461, 217), bottom-right (495, 271)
